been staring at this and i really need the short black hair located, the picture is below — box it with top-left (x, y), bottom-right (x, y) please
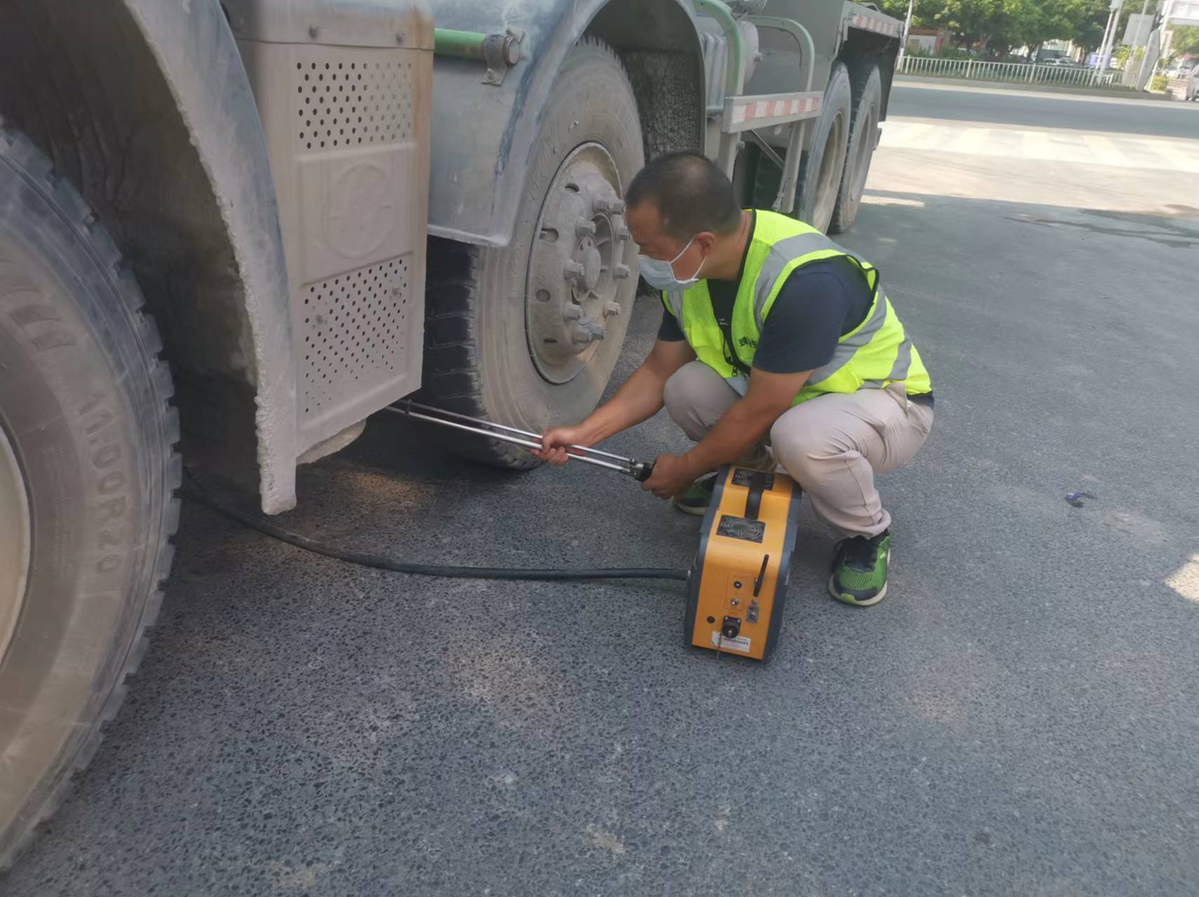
top-left (625, 150), bottom-right (742, 240)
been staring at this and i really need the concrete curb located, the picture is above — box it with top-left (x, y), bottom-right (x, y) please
top-left (895, 74), bottom-right (1176, 102)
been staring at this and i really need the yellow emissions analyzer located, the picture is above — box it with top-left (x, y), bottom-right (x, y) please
top-left (685, 467), bottom-right (803, 662)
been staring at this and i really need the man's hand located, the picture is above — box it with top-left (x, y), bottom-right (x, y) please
top-left (534, 425), bottom-right (593, 466)
top-left (642, 453), bottom-right (699, 499)
top-left (533, 340), bottom-right (694, 468)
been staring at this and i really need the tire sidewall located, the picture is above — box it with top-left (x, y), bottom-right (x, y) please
top-left (475, 42), bottom-right (645, 433)
top-left (0, 140), bottom-right (172, 865)
top-left (830, 64), bottom-right (882, 235)
top-left (799, 64), bottom-right (852, 233)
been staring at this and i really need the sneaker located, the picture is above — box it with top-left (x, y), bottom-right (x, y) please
top-left (829, 530), bottom-right (892, 606)
top-left (672, 473), bottom-right (718, 516)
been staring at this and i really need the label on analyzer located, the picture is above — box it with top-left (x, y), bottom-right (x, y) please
top-left (711, 631), bottom-right (752, 653)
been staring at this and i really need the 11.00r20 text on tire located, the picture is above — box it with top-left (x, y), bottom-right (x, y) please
top-left (0, 126), bottom-right (180, 870)
top-left (420, 39), bottom-right (644, 467)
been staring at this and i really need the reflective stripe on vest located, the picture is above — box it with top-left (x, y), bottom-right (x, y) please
top-left (661, 210), bottom-right (931, 405)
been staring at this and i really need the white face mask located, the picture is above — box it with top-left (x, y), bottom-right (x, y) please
top-left (637, 235), bottom-right (706, 292)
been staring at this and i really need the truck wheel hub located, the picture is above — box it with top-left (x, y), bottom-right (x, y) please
top-left (527, 143), bottom-right (632, 385)
top-left (579, 245), bottom-right (603, 292)
top-left (0, 423), bottom-right (31, 663)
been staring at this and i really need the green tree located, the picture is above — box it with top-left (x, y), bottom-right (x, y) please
top-left (878, 0), bottom-right (956, 33)
top-left (1171, 25), bottom-right (1199, 56)
top-left (938, 0), bottom-right (1007, 48)
top-left (1070, 0), bottom-right (1112, 52)
top-left (997, 0), bottom-right (1082, 55)
top-left (882, 0), bottom-right (1113, 55)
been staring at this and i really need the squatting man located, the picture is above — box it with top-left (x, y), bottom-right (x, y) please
top-left (537, 151), bottom-right (934, 606)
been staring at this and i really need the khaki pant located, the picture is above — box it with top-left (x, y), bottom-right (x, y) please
top-left (662, 361), bottom-right (933, 538)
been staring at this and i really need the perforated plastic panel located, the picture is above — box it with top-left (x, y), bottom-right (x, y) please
top-left (236, 16), bottom-right (431, 454)
top-left (300, 257), bottom-right (411, 418)
top-left (294, 58), bottom-right (415, 151)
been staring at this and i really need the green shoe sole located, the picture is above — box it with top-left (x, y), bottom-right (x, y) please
top-left (828, 574), bottom-right (889, 607)
top-left (829, 548), bottom-right (892, 607)
top-left (672, 496), bottom-right (710, 516)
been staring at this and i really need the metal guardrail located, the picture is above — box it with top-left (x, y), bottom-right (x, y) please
top-left (898, 56), bottom-right (1122, 89)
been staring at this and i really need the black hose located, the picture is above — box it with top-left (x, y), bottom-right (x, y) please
top-left (184, 484), bottom-right (690, 584)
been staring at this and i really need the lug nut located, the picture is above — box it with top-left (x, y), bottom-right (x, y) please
top-left (573, 324), bottom-right (605, 345)
top-left (563, 304), bottom-right (583, 321)
top-left (563, 260), bottom-right (586, 282)
top-left (603, 301), bottom-right (621, 318)
top-left (595, 198), bottom-right (625, 215)
top-left (616, 225), bottom-right (631, 242)
top-left (576, 220), bottom-right (597, 237)
top-left (613, 264), bottom-right (631, 281)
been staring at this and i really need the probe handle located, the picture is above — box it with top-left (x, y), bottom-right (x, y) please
top-left (391, 400), bottom-right (655, 485)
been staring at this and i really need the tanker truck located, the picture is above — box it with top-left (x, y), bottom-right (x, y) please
top-left (0, 0), bottom-right (902, 868)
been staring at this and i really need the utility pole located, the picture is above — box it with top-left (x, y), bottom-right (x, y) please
top-left (1160, 0), bottom-right (1176, 59)
top-left (1102, 0), bottom-right (1126, 71)
top-left (1131, 0), bottom-right (1151, 87)
top-left (1138, 0), bottom-right (1177, 90)
top-left (1090, 7), bottom-right (1112, 85)
top-left (1092, 0), bottom-right (1123, 85)
top-left (896, 0), bottom-right (917, 67)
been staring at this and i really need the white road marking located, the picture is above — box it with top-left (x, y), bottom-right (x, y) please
top-left (1084, 134), bottom-right (1130, 166)
top-left (882, 118), bottom-right (1199, 174)
top-left (1166, 554), bottom-right (1199, 604)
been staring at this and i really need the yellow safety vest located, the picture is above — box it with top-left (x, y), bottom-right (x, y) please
top-left (661, 211), bottom-right (932, 405)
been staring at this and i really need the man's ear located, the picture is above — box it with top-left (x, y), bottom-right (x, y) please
top-left (694, 231), bottom-right (718, 254)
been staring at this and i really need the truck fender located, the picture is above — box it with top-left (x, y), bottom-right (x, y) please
top-left (425, 0), bottom-right (708, 248)
top-left (124, 0), bottom-right (299, 513)
top-left (0, 0), bottom-right (299, 514)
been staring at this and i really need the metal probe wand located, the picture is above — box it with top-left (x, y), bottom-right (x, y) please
top-left (387, 400), bottom-right (655, 482)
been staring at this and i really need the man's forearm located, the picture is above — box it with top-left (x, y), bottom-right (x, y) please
top-left (681, 399), bottom-right (776, 475)
top-left (579, 363), bottom-right (669, 443)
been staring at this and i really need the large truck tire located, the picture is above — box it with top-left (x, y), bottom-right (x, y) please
top-left (796, 62), bottom-right (852, 234)
top-left (421, 38), bottom-right (644, 468)
top-left (829, 61), bottom-right (882, 235)
top-left (0, 126), bottom-right (180, 870)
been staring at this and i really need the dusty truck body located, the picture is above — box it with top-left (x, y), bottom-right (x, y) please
top-left (0, 0), bottom-right (901, 869)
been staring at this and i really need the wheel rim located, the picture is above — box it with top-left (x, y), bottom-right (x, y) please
top-left (813, 111), bottom-right (846, 230)
top-left (849, 102), bottom-right (878, 205)
top-left (0, 421), bottom-right (31, 665)
top-left (526, 143), bottom-right (634, 385)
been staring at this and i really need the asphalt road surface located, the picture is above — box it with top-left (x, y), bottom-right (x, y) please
top-left (889, 78), bottom-right (1199, 139)
top-left (7, 83), bottom-right (1199, 897)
